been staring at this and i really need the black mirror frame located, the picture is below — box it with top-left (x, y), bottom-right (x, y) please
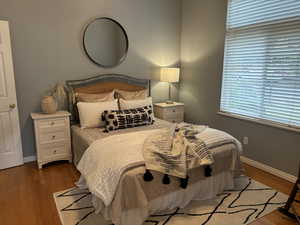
top-left (83, 17), bottom-right (129, 68)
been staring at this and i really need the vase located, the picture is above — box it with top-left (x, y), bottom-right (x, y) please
top-left (41, 96), bottom-right (57, 114)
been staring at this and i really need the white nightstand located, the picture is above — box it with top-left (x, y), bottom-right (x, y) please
top-left (154, 102), bottom-right (184, 123)
top-left (31, 111), bottom-right (72, 169)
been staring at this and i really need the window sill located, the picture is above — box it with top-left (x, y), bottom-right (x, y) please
top-left (217, 111), bottom-right (300, 133)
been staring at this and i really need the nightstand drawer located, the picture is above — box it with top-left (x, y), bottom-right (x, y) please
top-left (39, 130), bottom-right (67, 144)
top-left (38, 118), bottom-right (66, 129)
top-left (154, 102), bottom-right (184, 123)
top-left (163, 106), bottom-right (184, 114)
top-left (40, 142), bottom-right (69, 159)
top-left (162, 111), bottom-right (184, 119)
top-left (163, 112), bottom-right (184, 122)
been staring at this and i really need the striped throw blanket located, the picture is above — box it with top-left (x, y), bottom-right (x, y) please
top-left (142, 123), bottom-right (240, 188)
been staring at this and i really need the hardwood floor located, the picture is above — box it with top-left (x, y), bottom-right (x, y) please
top-left (0, 161), bottom-right (298, 225)
top-left (0, 162), bottom-right (80, 225)
top-left (243, 164), bottom-right (299, 225)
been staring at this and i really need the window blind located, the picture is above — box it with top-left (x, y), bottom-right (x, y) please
top-left (220, 0), bottom-right (300, 128)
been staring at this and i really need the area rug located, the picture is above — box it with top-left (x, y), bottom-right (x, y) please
top-left (53, 177), bottom-right (287, 225)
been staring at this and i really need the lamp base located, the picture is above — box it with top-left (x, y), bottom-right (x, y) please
top-left (166, 100), bottom-right (174, 104)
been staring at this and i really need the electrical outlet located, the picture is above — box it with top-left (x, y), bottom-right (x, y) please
top-left (243, 136), bottom-right (249, 145)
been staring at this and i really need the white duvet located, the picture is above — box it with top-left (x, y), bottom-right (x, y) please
top-left (76, 129), bottom-right (160, 206)
top-left (76, 125), bottom-right (242, 208)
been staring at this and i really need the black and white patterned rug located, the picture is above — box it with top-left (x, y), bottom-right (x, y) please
top-left (53, 178), bottom-right (287, 225)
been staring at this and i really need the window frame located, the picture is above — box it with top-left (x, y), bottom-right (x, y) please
top-left (219, 0), bottom-right (300, 132)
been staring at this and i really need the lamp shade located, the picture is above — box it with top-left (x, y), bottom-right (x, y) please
top-left (160, 68), bottom-right (180, 83)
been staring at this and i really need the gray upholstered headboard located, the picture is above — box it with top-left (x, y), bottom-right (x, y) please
top-left (65, 74), bottom-right (150, 123)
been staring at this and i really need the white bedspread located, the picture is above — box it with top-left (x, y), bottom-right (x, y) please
top-left (76, 129), bottom-right (160, 206)
top-left (77, 125), bottom-right (242, 208)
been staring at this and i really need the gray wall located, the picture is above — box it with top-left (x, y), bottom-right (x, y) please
top-left (0, 0), bottom-right (181, 157)
top-left (180, 0), bottom-right (299, 176)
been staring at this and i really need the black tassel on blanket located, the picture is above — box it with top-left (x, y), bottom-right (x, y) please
top-left (162, 174), bottom-right (170, 184)
top-left (143, 166), bottom-right (211, 188)
top-left (204, 165), bottom-right (212, 177)
top-left (179, 176), bottom-right (189, 189)
top-left (143, 169), bottom-right (154, 181)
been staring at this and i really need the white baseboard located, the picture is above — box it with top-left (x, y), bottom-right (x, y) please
top-left (23, 155), bottom-right (36, 163)
top-left (241, 156), bottom-right (297, 183)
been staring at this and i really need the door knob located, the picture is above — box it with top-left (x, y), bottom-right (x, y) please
top-left (9, 104), bottom-right (16, 109)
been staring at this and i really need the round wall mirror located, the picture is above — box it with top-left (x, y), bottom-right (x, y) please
top-left (83, 18), bottom-right (129, 67)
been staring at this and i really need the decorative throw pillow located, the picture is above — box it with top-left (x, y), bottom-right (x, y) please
top-left (115, 89), bottom-right (147, 100)
top-left (76, 91), bottom-right (115, 102)
top-left (77, 100), bottom-right (118, 128)
top-left (102, 105), bottom-right (154, 132)
top-left (119, 97), bottom-right (155, 123)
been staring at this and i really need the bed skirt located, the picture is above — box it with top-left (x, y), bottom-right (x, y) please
top-left (86, 170), bottom-right (237, 225)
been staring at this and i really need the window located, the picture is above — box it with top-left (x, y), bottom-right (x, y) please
top-left (220, 0), bottom-right (300, 129)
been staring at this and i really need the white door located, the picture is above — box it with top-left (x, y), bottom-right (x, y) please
top-left (0, 21), bottom-right (23, 169)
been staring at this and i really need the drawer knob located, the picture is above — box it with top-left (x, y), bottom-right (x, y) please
top-left (172, 120), bottom-right (176, 123)
top-left (53, 150), bottom-right (57, 154)
top-left (52, 135), bottom-right (56, 139)
top-left (172, 109), bottom-right (176, 112)
top-left (50, 122), bottom-right (55, 125)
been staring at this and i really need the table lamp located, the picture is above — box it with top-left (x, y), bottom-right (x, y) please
top-left (160, 67), bottom-right (180, 104)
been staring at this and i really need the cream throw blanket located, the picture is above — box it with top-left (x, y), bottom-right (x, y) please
top-left (142, 123), bottom-right (242, 188)
top-left (143, 123), bottom-right (213, 179)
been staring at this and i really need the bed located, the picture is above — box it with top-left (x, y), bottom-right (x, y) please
top-left (66, 74), bottom-right (244, 225)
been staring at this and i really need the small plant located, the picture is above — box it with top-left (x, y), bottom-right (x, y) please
top-left (45, 82), bottom-right (67, 110)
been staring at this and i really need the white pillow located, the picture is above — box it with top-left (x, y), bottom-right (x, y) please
top-left (119, 97), bottom-right (153, 110)
top-left (77, 100), bottom-right (118, 128)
